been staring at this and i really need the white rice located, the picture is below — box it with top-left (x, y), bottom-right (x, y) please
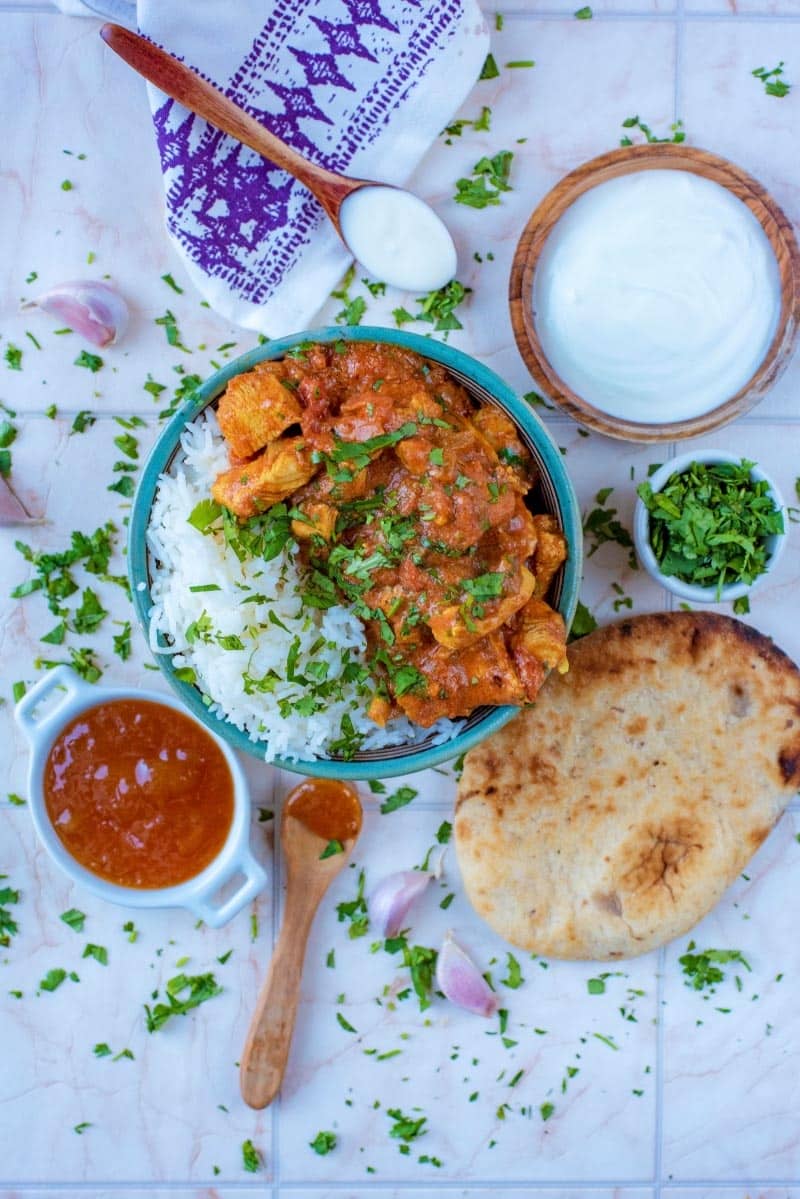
top-left (146, 414), bottom-right (461, 762)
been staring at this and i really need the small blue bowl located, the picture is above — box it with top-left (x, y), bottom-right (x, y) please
top-left (129, 326), bottom-right (582, 780)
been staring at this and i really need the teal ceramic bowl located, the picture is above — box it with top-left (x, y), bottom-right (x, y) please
top-left (129, 326), bottom-right (582, 780)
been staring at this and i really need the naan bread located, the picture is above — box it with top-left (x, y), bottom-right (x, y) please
top-left (455, 613), bottom-right (800, 960)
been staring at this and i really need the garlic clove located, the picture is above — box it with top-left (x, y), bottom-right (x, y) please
top-left (436, 931), bottom-right (500, 1018)
top-left (369, 870), bottom-right (433, 939)
top-left (23, 281), bottom-right (129, 347)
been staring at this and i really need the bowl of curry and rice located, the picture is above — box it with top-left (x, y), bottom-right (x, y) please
top-left (128, 327), bottom-right (582, 780)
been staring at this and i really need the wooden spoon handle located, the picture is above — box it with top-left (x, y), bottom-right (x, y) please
top-left (99, 23), bottom-right (348, 209)
top-left (240, 872), bottom-right (326, 1109)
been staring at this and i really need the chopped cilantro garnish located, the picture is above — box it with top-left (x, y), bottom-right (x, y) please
top-left (753, 61), bottom-right (791, 97)
top-left (638, 459), bottom-right (782, 595)
top-left (540, 1101), bottom-right (555, 1121)
top-left (679, 942), bottom-right (751, 992)
top-left (73, 1122), bottom-right (91, 1135)
top-left (336, 1011), bottom-right (358, 1033)
top-left (501, 953), bottom-right (524, 989)
top-left (74, 350), bottom-right (103, 373)
top-left (455, 151), bottom-right (514, 209)
top-left (320, 839), bottom-right (345, 859)
top-left (241, 1139), bottom-right (262, 1173)
top-left (71, 411), bottom-right (95, 434)
top-left (82, 943), bottom-right (108, 965)
top-left (309, 1130), bottom-right (337, 1155)
top-left (4, 344), bottom-right (22, 371)
top-left (155, 309), bottom-right (189, 351)
top-left (60, 908), bottom-right (86, 933)
top-left (584, 497), bottom-right (637, 570)
top-left (387, 1107), bottom-right (427, 1143)
top-left (0, 882), bottom-right (21, 948)
top-left (73, 588), bottom-right (107, 634)
top-left (506, 60), bottom-right (534, 68)
top-left (575, 5), bottom-right (593, 15)
top-left (620, 115), bottom-right (685, 146)
top-left (40, 967), bottom-right (68, 992)
top-left (336, 868), bottom-right (369, 938)
top-left (93, 1042), bottom-right (112, 1057)
top-left (144, 972), bottom-right (222, 1031)
top-left (435, 820), bottom-right (452, 844)
top-left (161, 272), bottom-right (184, 293)
top-left (479, 53), bottom-right (500, 80)
top-left (380, 785), bottom-right (417, 815)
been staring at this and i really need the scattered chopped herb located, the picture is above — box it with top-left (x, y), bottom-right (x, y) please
top-left (4, 344), bottom-right (22, 371)
top-left (587, 977), bottom-right (606, 995)
top-left (0, 881), bottom-right (21, 948)
top-left (620, 115), bottom-right (685, 147)
top-left (320, 839), bottom-right (344, 859)
top-left (74, 350), bottom-right (103, 373)
top-left (73, 588), bottom-right (107, 634)
top-left (380, 785), bottom-right (417, 815)
top-left (442, 106), bottom-right (492, 140)
top-left (161, 272), bottom-right (184, 293)
top-left (506, 60), bottom-right (535, 68)
top-left (501, 953), bottom-right (524, 989)
top-left (593, 1032), bottom-right (619, 1050)
top-left (60, 908), bottom-right (86, 933)
top-left (479, 53), bottom-right (500, 80)
top-left (733, 595), bottom-right (750, 615)
top-left (242, 1139), bottom-right (262, 1173)
top-left (454, 151), bottom-right (514, 209)
top-left (569, 600), bottom-right (598, 641)
top-left (439, 893), bottom-right (455, 910)
top-left (71, 411), bottom-right (95, 434)
top-left (637, 459), bottom-right (782, 595)
top-left (584, 498), bottom-right (637, 570)
top-left (45, 403), bottom-right (57, 419)
top-left (155, 309), bottom-right (190, 351)
top-left (123, 920), bottom-right (138, 943)
top-left (540, 1101), bottom-right (555, 1121)
top-left (679, 943), bottom-right (751, 992)
top-left (113, 1048), bottom-right (134, 1061)
top-left (40, 968), bottom-right (68, 992)
top-left (113, 620), bottom-right (132, 660)
top-left (336, 1011), bottom-right (357, 1033)
top-left (326, 949), bottom-right (335, 968)
top-left (73, 1123), bottom-right (91, 1135)
top-left (752, 61), bottom-right (791, 97)
top-left (310, 1130), bottom-right (337, 1155)
top-left (575, 5), bottom-right (593, 15)
top-left (387, 1107), bottom-right (427, 1143)
top-left (144, 972), bottom-right (222, 1031)
top-left (336, 868), bottom-right (369, 938)
top-left (82, 943), bottom-right (108, 966)
top-left (93, 1042), bottom-right (112, 1057)
top-left (61, 180), bottom-right (74, 191)
top-left (436, 821), bottom-right (452, 844)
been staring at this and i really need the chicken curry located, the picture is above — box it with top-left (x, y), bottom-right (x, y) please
top-left (211, 341), bottom-right (568, 728)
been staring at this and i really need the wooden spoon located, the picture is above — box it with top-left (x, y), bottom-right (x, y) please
top-left (99, 23), bottom-right (457, 290)
top-left (240, 779), bottom-right (363, 1110)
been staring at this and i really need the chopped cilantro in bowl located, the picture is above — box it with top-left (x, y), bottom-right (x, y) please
top-left (633, 450), bottom-right (785, 605)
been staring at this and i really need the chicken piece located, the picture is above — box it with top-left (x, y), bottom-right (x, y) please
top-left (367, 694), bottom-right (394, 727)
top-left (217, 367), bottom-right (302, 460)
top-left (509, 596), bottom-right (568, 702)
top-left (333, 387), bottom-right (445, 445)
top-left (290, 501), bottom-right (337, 543)
top-left (427, 566), bottom-right (535, 651)
top-left (531, 514), bottom-right (568, 598)
top-left (212, 437), bottom-right (317, 519)
top-left (396, 631), bottom-right (527, 726)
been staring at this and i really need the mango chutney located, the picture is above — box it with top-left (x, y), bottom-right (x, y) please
top-left (44, 699), bottom-right (234, 889)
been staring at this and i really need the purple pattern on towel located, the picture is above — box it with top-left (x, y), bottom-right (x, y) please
top-left (152, 0), bottom-right (463, 305)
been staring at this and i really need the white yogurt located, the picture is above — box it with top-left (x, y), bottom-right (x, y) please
top-left (339, 185), bottom-right (457, 292)
top-left (532, 169), bottom-right (781, 423)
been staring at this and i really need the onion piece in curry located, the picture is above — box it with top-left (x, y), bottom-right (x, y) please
top-left (211, 341), bottom-right (568, 728)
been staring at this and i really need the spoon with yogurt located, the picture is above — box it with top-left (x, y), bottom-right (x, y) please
top-left (100, 24), bottom-right (457, 292)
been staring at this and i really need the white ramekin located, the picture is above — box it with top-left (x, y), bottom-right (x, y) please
top-left (633, 449), bottom-right (786, 604)
top-left (14, 665), bottom-right (267, 927)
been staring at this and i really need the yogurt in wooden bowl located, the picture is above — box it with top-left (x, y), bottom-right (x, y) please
top-left (509, 144), bottom-right (800, 442)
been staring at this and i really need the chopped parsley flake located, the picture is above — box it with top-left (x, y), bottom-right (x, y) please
top-left (82, 943), bottom-right (108, 965)
top-left (309, 1130), bottom-right (337, 1155)
top-left (454, 151), bottom-right (514, 209)
top-left (380, 785), bottom-right (417, 815)
top-left (74, 350), bottom-right (103, 373)
top-left (620, 115), bottom-right (685, 146)
top-left (753, 61), bottom-right (791, 97)
top-left (60, 908), bottom-right (86, 933)
top-left (241, 1139), bottom-right (262, 1173)
top-left (144, 972), bottom-right (222, 1031)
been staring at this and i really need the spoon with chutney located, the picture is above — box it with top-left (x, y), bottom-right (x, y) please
top-left (240, 778), bottom-right (363, 1109)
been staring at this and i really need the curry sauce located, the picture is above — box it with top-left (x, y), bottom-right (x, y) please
top-left (44, 700), bottom-right (234, 889)
top-left (211, 341), bottom-right (568, 727)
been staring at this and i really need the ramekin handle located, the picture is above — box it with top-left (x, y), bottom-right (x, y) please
top-left (14, 666), bottom-right (90, 743)
top-left (188, 849), bottom-right (267, 929)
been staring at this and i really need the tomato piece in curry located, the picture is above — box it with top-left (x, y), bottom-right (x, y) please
top-left (211, 341), bottom-right (568, 727)
top-left (44, 700), bottom-right (234, 889)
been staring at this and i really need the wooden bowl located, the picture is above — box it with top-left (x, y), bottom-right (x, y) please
top-left (509, 144), bottom-right (800, 442)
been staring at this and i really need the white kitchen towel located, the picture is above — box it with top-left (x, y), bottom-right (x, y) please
top-left (56, 0), bottom-right (488, 336)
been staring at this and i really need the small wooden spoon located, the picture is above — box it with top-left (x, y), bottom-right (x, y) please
top-left (240, 779), bottom-right (363, 1110)
top-left (100, 22), bottom-right (381, 235)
